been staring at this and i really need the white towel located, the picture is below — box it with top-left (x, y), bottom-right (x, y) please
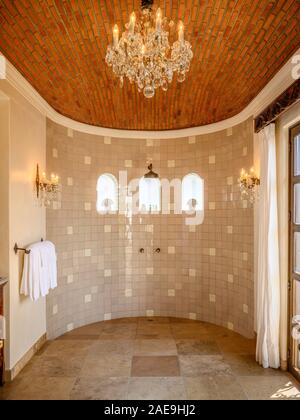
top-left (20, 240), bottom-right (57, 301)
top-left (0, 315), bottom-right (5, 340)
top-left (42, 241), bottom-right (57, 290)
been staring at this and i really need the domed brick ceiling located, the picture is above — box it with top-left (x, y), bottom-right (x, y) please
top-left (0, 0), bottom-right (299, 130)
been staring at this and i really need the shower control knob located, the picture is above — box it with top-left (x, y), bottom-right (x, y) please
top-left (139, 248), bottom-right (145, 254)
top-left (155, 248), bottom-right (161, 253)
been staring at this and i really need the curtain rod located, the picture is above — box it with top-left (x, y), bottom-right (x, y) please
top-left (254, 79), bottom-right (300, 133)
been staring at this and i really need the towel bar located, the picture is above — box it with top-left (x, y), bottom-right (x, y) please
top-left (14, 239), bottom-right (44, 255)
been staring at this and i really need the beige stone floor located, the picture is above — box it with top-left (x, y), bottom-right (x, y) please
top-left (1, 317), bottom-right (300, 400)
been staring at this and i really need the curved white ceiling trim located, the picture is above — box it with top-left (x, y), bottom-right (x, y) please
top-left (3, 50), bottom-right (299, 139)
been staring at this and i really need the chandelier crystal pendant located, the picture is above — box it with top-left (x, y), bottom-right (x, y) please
top-left (105, 0), bottom-right (193, 99)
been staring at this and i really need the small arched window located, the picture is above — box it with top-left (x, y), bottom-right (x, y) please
top-left (97, 174), bottom-right (118, 213)
top-left (182, 173), bottom-right (204, 214)
top-left (139, 177), bottom-right (161, 213)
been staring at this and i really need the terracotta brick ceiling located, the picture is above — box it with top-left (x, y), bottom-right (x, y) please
top-left (0, 0), bottom-right (299, 130)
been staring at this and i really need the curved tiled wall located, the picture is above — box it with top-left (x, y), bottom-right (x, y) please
top-left (46, 118), bottom-right (254, 339)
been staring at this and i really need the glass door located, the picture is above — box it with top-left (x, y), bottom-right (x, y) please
top-left (289, 124), bottom-right (300, 381)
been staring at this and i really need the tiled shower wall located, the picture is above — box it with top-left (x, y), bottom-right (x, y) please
top-left (46, 119), bottom-right (254, 339)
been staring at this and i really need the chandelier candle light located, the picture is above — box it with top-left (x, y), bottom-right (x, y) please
top-left (106, 0), bottom-right (193, 98)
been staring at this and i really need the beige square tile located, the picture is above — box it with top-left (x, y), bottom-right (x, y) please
top-left (209, 294), bottom-right (216, 303)
top-left (67, 323), bottom-right (74, 332)
top-left (227, 322), bottom-right (234, 331)
top-left (85, 249), bottom-right (91, 257)
top-left (185, 376), bottom-right (247, 400)
top-left (209, 248), bottom-right (216, 256)
top-left (81, 354), bottom-right (132, 377)
top-left (227, 127), bottom-right (233, 136)
top-left (67, 128), bottom-right (74, 138)
top-left (127, 377), bottom-right (186, 400)
top-left (3, 376), bottom-right (76, 400)
top-left (70, 377), bottom-right (128, 400)
top-left (227, 225), bottom-right (233, 234)
top-left (243, 304), bottom-right (249, 314)
top-left (146, 139), bottom-right (154, 147)
top-left (67, 274), bottom-right (74, 284)
top-left (125, 289), bottom-right (132, 297)
top-left (134, 339), bottom-right (177, 356)
top-left (104, 225), bottom-right (112, 233)
top-left (179, 355), bottom-right (233, 377)
top-left (88, 340), bottom-right (134, 356)
top-left (176, 340), bottom-right (220, 356)
top-left (131, 356), bottom-right (180, 377)
top-left (209, 202), bottom-right (216, 210)
top-left (84, 202), bottom-right (91, 211)
top-left (84, 294), bottom-right (92, 304)
top-left (228, 274), bottom-right (234, 284)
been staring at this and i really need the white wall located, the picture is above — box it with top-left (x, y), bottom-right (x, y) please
top-left (0, 81), bottom-right (46, 370)
top-left (0, 94), bottom-right (10, 279)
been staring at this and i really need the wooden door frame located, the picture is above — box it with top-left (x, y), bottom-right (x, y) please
top-left (288, 123), bottom-right (300, 381)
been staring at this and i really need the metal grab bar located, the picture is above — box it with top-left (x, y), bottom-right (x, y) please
top-left (14, 239), bottom-right (44, 255)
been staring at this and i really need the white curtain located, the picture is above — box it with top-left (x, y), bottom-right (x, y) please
top-left (255, 123), bottom-right (281, 369)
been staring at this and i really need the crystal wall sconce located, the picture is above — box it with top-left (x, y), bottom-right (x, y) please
top-left (239, 167), bottom-right (260, 204)
top-left (36, 164), bottom-right (60, 207)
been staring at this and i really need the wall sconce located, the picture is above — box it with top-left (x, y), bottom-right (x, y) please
top-left (239, 167), bottom-right (260, 203)
top-left (36, 164), bottom-right (60, 207)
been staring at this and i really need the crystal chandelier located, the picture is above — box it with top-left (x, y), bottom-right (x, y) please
top-left (105, 0), bottom-right (193, 99)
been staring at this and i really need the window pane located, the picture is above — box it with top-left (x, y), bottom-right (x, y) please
top-left (139, 178), bottom-right (161, 212)
top-left (295, 134), bottom-right (300, 176)
top-left (97, 174), bottom-right (118, 212)
top-left (292, 280), bottom-right (300, 371)
top-left (295, 232), bottom-right (300, 275)
top-left (294, 184), bottom-right (300, 225)
top-left (182, 174), bottom-right (204, 211)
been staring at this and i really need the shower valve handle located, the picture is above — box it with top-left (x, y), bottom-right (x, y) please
top-left (155, 248), bottom-right (161, 253)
